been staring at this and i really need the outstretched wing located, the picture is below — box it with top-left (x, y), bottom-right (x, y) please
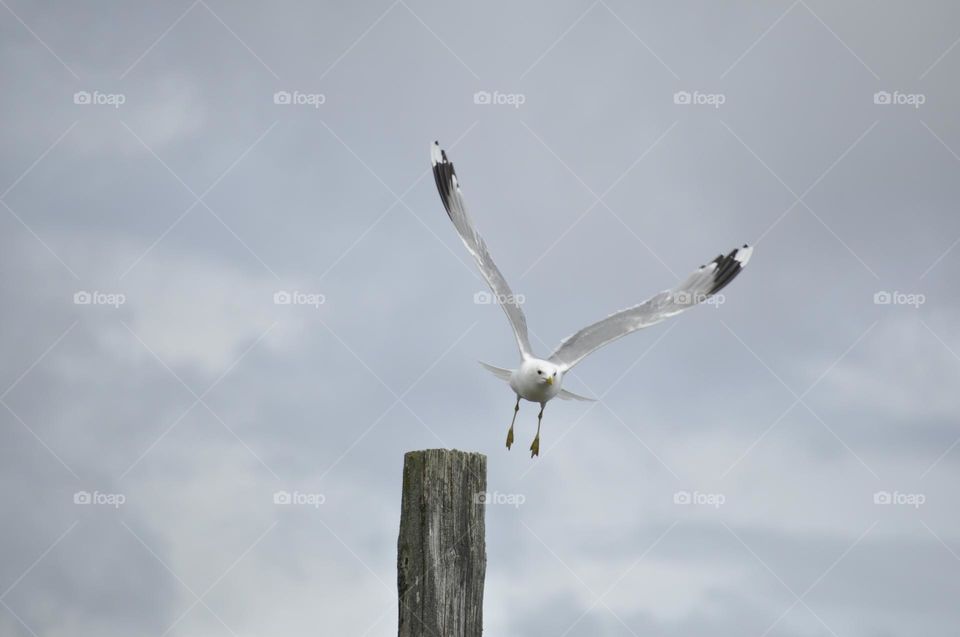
top-left (432, 141), bottom-right (533, 359)
top-left (548, 245), bottom-right (754, 370)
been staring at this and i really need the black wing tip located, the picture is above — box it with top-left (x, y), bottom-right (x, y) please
top-left (431, 141), bottom-right (450, 163)
top-left (431, 141), bottom-right (458, 218)
top-left (707, 244), bottom-right (753, 295)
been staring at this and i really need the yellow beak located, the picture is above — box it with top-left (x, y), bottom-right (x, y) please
top-left (545, 376), bottom-right (553, 385)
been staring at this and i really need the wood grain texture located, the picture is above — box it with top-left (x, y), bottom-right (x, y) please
top-left (397, 449), bottom-right (487, 637)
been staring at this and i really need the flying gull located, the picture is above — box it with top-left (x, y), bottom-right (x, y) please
top-left (431, 141), bottom-right (753, 457)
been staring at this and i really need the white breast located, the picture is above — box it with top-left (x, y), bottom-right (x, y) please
top-left (510, 371), bottom-right (561, 403)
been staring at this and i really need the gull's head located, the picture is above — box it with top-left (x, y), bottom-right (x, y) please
top-left (521, 359), bottom-right (561, 387)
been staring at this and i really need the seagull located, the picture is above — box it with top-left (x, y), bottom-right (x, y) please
top-left (431, 141), bottom-right (753, 457)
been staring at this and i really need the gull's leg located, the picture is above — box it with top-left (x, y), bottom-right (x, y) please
top-left (506, 395), bottom-right (520, 450)
top-left (530, 402), bottom-right (545, 458)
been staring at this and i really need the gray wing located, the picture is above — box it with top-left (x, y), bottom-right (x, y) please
top-left (548, 245), bottom-right (754, 370)
top-left (432, 142), bottom-right (533, 359)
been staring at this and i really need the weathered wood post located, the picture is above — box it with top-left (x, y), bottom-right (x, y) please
top-left (397, 449), bottom-right (487, 637)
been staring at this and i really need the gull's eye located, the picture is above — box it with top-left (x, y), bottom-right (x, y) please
top-left (537, 370), bottom-right (542, 375)
top-left (553, 372), bottom-right (557, 377)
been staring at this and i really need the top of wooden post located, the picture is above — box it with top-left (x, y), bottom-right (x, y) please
top-left (398, 449), bottom-right (487, 637)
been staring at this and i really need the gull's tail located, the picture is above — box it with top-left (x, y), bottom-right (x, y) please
top-left (479, 361), bottom-right (513, 382)
top-left (556, 388), bottom-right (596, 402)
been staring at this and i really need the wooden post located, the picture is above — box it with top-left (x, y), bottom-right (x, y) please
top-left (397, 449), bottom-right (487, 637)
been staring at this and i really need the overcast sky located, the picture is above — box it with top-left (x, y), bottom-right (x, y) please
top-left (2, 1), bottom-right (960, 635)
